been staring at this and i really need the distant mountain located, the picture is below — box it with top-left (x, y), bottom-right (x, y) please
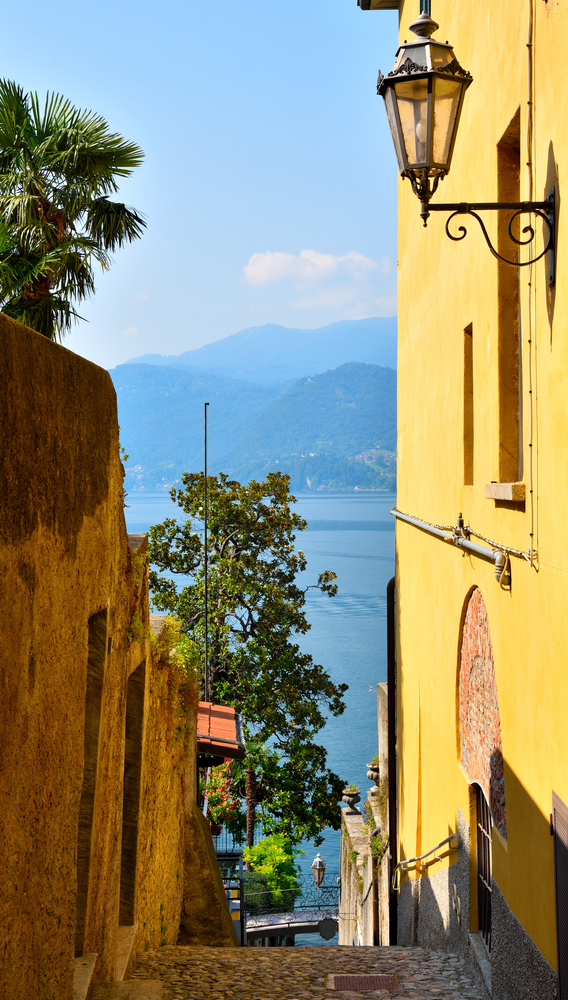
top-left (111, 361), bottom-right (396, 493)
top-left (126, 317), bottom-right (397, 383)
top-left (222, 363), bottom-right (396, 491)
top-left (111, 364), bottom-right (284, 490)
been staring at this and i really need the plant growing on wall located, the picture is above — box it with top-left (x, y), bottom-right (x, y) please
top-left (0, 80), bottom-right (145, 340)
top-left (148, 470), bottom-right (348, 846)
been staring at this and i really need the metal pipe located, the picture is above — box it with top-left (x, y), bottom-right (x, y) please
top-left (392, 510), bottom-right (496, 565)
top-left (204, 401), bottom-right (209, 704)
top-left (386, 576), bottom-right (397, 946)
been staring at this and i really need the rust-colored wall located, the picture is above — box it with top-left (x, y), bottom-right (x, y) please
top-left (0, 316), bottom-right (132, 999)
top-left (0, 317), bottom-right (235, 999)
top-left (134, 631), bottom-right (198, 955)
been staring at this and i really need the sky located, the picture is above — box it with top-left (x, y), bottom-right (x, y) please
top-left (2, 1), bottom-right (399, 370)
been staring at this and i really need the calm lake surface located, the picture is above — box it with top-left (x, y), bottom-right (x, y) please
top-left (125, 489), bottom-right (396, 938)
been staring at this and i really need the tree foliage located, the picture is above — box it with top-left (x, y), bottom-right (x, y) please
top-left (0, 80), bottom-right (145, 340)
top-left (242, 834), bottom-right (303, 911)
top-left (148, 471), bottom-right (348, 845)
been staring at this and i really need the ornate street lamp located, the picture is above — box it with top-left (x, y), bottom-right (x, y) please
top-left (311, 852), bottom-right (326, 888)
top-left (377, 12), bottom-right (555, 281)
top-left (377, 11), bottom-right (472, 224)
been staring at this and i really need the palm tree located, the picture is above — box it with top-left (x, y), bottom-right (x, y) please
top-left (0, 80), bottom-right (146, 340)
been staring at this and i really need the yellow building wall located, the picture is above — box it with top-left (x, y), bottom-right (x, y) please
top-left (396, 0), bottom-right (568, 971)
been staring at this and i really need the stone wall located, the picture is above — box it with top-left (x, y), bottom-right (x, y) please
top-left (338, 684), bottom-right (390, 947)
top-left (339, 806), bottom-right (375, 946)
top-left (0, 317), bottom-right (235, 1000)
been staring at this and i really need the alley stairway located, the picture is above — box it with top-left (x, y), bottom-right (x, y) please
top-left (90, 944), bottom-right (488, 999)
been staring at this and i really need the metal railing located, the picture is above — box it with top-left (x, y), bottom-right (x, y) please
top-left (243, 871), bottom-right (340, 917)
top-left (391, 833), bottom-right (458, 890)
top-left (217, 855), bottom-right (247, 946)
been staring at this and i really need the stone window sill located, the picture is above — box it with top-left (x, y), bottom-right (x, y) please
top-left (484, 482), bottom-right (525, 501)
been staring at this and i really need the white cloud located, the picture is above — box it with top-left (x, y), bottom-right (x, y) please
top-left (242, 247), bottom-right (396, 321)
top-left (121, 325), bottom-right (139, 338)
top-left (244, 248), bottom-right (378, 286)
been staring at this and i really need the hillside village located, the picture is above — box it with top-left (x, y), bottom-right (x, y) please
top-left (1, 2), bottom-right (568, 1000)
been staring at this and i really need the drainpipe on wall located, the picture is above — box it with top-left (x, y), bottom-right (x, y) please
top-left (386, 576), bottom-right (397, 946)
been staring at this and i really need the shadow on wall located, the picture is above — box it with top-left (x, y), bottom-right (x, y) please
top-left (396, 762), bottom-right (557, 1000)
top-left (545, 142), bottom-right (558, 331)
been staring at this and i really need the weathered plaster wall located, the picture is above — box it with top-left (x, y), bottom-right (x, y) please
top-left (0, 316), bottom-right (133, 999)
top-left (394, 0), bottom-right (567, 986)
top-left (180, 804), bottom-right (239, 947)
top-left (339, 808), bottom-right (374, 946)
top-left (0, 318), bottom-right (235, 999)
top-left (132, 628), bottom-right (198, 956)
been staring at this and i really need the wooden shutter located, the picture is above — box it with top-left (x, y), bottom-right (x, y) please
top-left (553, 791), bottom-right (568, 999)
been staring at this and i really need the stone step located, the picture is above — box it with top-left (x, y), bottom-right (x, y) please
top-left (91, 983), bottom-right (162, 1000)
top-left (116, 924), bottom-right (138, 982)
top-left (73, 954), bottom-right (98, 1000)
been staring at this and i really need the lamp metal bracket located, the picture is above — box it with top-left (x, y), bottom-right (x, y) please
top-left (422, 188), bottom-right (556, 286)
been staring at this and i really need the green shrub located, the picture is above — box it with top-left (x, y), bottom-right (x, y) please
top-left (243, 834), bottom-right (302, 911)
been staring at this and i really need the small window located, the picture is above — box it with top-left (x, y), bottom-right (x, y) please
top-left (497, 109), bottom-right (521, 483)
top-left (464, 324), bottom-right (474, 485)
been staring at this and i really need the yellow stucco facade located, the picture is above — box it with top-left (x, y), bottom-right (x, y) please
top-left (392, 0), bottom-right (567, 993)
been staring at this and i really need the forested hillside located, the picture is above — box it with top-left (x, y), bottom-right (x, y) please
top-left (111, 361), bottom-right (396, 492)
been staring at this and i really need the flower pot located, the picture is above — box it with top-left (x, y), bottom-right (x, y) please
top-left (342, 789), bottom-right (361, 811)
top-left (210, 822), bottom-right (222, 837)
top-left (367, 764), bottom-right (381, 785)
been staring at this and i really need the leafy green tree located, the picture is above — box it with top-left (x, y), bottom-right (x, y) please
top-left (148, 471), bottom-right (348, 846)
top-left (0, 80), bottom-right (145, 340)
top-left (242, 834), bottom-right (303, 911)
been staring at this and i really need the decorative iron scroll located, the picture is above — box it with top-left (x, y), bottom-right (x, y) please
top-left (424, 189), bottom-right (556, 285)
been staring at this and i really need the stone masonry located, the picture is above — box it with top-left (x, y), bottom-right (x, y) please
top-left (459, 588), bottom-right (506, 837)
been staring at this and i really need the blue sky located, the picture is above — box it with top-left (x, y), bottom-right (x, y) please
top-left (3, 1), bottom-right (399, 369)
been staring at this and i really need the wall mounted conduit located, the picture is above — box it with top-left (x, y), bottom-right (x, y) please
top-left (390, 507), bottom-right (534, 586)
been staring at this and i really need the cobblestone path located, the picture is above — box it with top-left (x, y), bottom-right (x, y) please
top-left (125, 944), bottom-right (488, 1000)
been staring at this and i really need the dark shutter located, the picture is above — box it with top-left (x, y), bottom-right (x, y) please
top-left (476, 785), bottom-right (492, 956)
top-left (553, 791), bottom-right (568, 999)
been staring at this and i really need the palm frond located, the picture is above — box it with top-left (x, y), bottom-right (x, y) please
top-left (86, 196), bottom-right (146, 250)
top-left (0, 80), bottom-right (145, 339)
top-left (1, 293), bottom-right (83, 341)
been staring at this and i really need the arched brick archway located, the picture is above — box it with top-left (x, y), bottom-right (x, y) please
top-left (459, 588), bottom-right (506, 838)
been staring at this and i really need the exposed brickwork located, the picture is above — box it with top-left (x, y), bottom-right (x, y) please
top-left (460, 588), bottom-right (507, 838)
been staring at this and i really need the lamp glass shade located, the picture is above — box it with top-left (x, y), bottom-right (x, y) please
top-left (432, 76), bottom-right (463, 167)
top-left (384, 87), bottom-right (407, 174)
top-left (427, 43), bottom-right (454, 69)
top-left (393, 78), bottom-right (429, 167)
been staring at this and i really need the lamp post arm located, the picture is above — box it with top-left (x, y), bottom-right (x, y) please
top-left (420, 189), bottom-right (555, 284)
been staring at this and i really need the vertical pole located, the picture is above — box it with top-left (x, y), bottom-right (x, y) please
top-left (204, 402), bottom-right (209, 704)
top-left (239, 854), bottom-right (246, 947)
top-left (386, 576), bottom-right (397, 945)
top-left (420, 0), bottom-right (431, 14)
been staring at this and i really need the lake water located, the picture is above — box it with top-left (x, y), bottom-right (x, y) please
top-left (125, 489), bottom-right (396, 940)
